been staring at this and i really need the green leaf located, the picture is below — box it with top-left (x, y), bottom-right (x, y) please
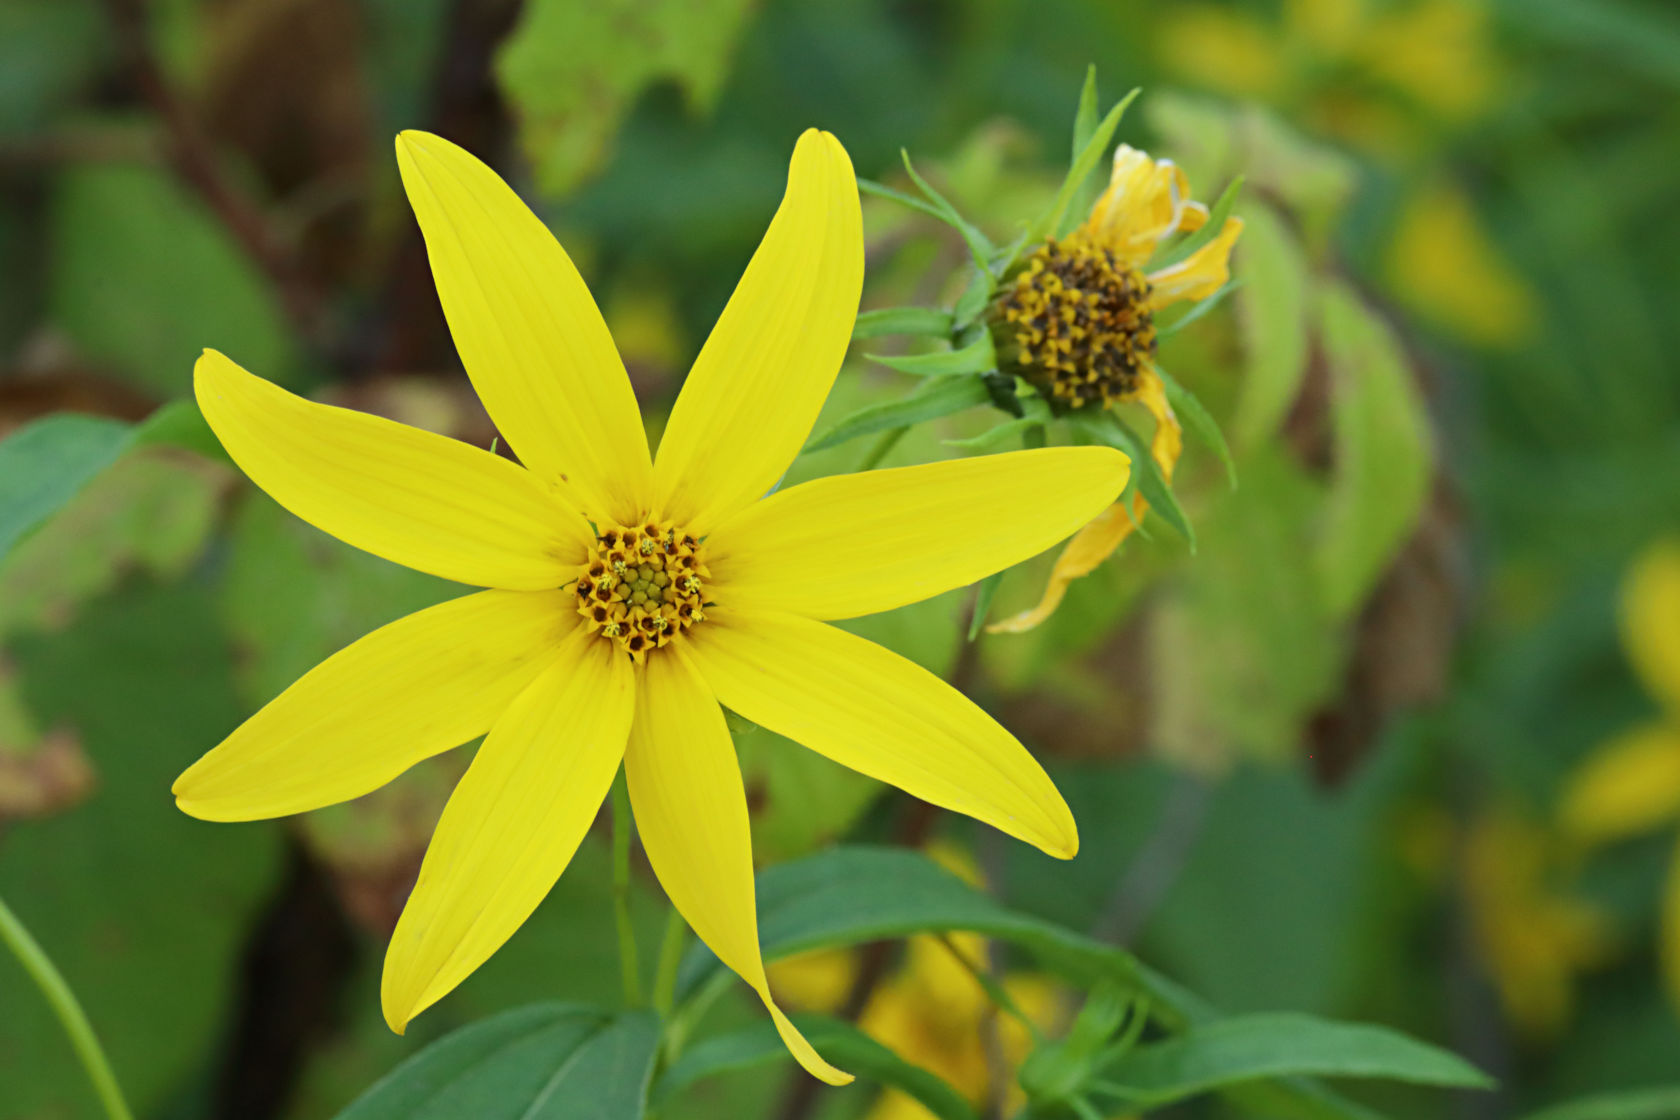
top-left (673, 848), bottom-right (1383, 1120)
top-left (1232, 202), bottom-right (1311, 450)
top-left (942, 415), bottom-right (1045, 452)
top-left (495, 0), bottom-right (757, 196)
top-left (803, 376), bottom-right (991, 455)
top-left (1073, 411), bottom-right (1196, 549)
top-left (132, 398), bottom-right (231, 463)
top-left (653, 1014), bottom-right (978, 1120)
top-left (1157, 279), bottom-right (1241, 337)
top-left (968, 570), bottom-right (1005, 640)
top-left (866, 335), bottom-right (995, 377)
top-left (1096, 1013), bottom-right (1491, 1109)
top-left (1316, 283), bottom-right (1432, 619)
top-left (336, 1005), bottom-right (659, 1120)
top-left (1521, 1087), bottom-right (1680, 1120)
top-left (0, 413), bottom-right (131, 564)
top-left (1067, 66), bottom-right (1107, 230)
top-left (1038, 88), bottom-right (1139, 241)
top-left (1149, 174), bottom-right (1245, 272)
top-left (854, 306), bottom-right (954, 341)
top-left (951, 266), bottom-right (994, 329)
top-left (1155, 367), bottom-right (1236, 488)
top-left (49, 163), bottom-right (296, 396)
top-left (900, 150), bottom-right (995, 274)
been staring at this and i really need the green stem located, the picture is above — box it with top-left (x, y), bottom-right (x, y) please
top-left (651, 906), bottom-right (687, 1018)
top-left (0, 893), bottom-right (134, 1120)
top-left (610, 773), bottom-right (642, 1007)
top-left (857, 426), bottom-right (907, 471)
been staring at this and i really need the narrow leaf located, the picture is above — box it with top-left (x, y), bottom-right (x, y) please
top-left (1036, 87), bottom-right (1140, 242)
top-left (1068, 66), bottom-right (1105, 227)
top-left (866, 335), bottom-right (995, 377)
top-left (900, 149), bottom-right (995, 273)
top-left (968, 570), bottom-right (1005, 641)
top-left (1074, 411), bottom-right (1196, 549)
top-left (951, 266), bottom-right (995, 329)
top-left (804, 377), bottom-right (990, 455)
top-left (1150, 174), bottom-right (1245, 271)
top-left (1158, 279), bottom-right (1242, 337)
top-left (1521, 1086), bottom-right (1680, 1120)
top-left (653, 1015), bottom-right (978, 1120)
top-left (854, 306), bottom-right (954, 341)
top-left (1096, 1013), bottom-right (1492, 1109)
top-left (1155, 367), bottom-right (1236, 488)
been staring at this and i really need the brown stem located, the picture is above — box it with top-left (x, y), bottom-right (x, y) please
top-left (101, 0), bottom-right (327, 343)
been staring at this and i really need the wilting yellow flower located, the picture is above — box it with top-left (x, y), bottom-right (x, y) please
top-left (1559, 538), bottom-right (1680, 1011)
top-left (987, 145), bottom-right (1240, 632)
top-left (172, 129), bottom-right (1130, 1081)
top-left (1463, 809), bottom-right (1613, 1038)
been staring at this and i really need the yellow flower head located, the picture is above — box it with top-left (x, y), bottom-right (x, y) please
top-left (989, 145), bottom-right (1240, 633)
top-left (171, 129), bottom-right (1129, 1083)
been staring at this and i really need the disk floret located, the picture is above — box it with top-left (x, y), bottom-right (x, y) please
top-left (574, 520), bottom-right (709, 661)
top-left (991, 234), bottom-right (1157, 410)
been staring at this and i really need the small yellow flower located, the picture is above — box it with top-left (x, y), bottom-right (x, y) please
top-left (1463, 809), bottom-right (1613, 1038)
top-left (988, 145), bottom-right (1241, 632)
top-left (172, 129), bottom-right (1130, 1081)
top-left (1559, 538), bottom-right (1680, 1012)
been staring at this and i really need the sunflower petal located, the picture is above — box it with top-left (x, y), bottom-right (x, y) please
top-left (625, 646), bottom-right (850, 1084)
top-left (175, 589), bottom-right (575, 821)
top-left (395, 130), bottom-right (652, 522)
top-left (707, 446), bottom-right (1127, 619)
top-left (1084, 145), bottom-right (1193, 265)
top-left (1623, 538), bottom-right (1680, 715)
top-left (653, 130), bottom-right (863, 534)
top-left (689, 610), bottom-right (1076, 858)
top-left (1148, 216), bottom-right (1244, 308)
top-left (196, 350), bottom-right (586, 589)
top-left (382, 632), bottom-right (633, 1032)
top-left (1559, 723), bottom-right (1680, 848)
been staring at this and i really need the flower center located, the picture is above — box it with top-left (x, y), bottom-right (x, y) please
top-left (991, 235), bottom-right (1156, 410)
top-left (573, 520), bottom-right (709, 661)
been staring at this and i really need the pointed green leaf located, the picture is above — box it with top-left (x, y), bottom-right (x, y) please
top-left (1095, 1013), bottom-right (1492, 1110)
top-left (867, 335), bottom-right (995, 377)
top-left (853, 306), bottom-right (954, 341)
top-left (900, 149), bottom-right (995, 274)
top-left (1158, 279), bottom-right (1241, 337)
top-left (951, 266), bottom-right (995, 329)
top-left (0, 414), bottom-right (132, 564)
top-left (1521, 1086), bottom-right (1680, 1120)
top-left (1074, 411), bottom-right (1196, 549)
top-left (1149, 173), bottom-right (1245, 272)
top-left (1068, 65), bottom-right (1105, 227)
top-left (968, 570), bottom-right (1005, 641)
top-left (653, 1015), bottom-right (978, 1120)
top-left (335, 1005), bottom-right (660, 1120)
top-left (1038, 87), bottom-right (1140, 241)
top-left (1155, 367), bottom-right (1236, 488)
top-left (803, 376), bottom-right (991, 455)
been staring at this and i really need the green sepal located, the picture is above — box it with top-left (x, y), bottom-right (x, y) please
top-left (803, 376), bottom-right (991, 455)
top-left (1033, 86), bottom-right (1140, 243)
top-left (1073, 410), bottom-right (1196, 549)
top-left (1155, 366), bottom-right (1237, 489)
top-left (967, 570), bottom-right (1005, 641)
top-left (853, 306), bottom-right (955, 341)
top-left (866, 334), bottom-right (995, 377)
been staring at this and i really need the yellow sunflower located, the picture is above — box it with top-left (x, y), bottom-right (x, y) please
top-left (1560, 537), bottom-right (1680, 1012)
top-left (171, 128), bottom-right (1130, 1082)
top-left (987, 145), bottom-right (1241, 632)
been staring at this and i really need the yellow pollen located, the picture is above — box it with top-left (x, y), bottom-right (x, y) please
top-left (574, 519), bottom-right (709, 662)
top-left (990, 234), bottom-right (1157, 409)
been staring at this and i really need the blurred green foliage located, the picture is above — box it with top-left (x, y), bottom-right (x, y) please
top-left (2, 0), bottom-right (1680, 1117)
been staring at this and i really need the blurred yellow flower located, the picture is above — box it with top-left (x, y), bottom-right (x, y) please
top-left (1385, 180), bottom-right (1537, 348)
top-left (171, 128), bottom-right (1131, 1082)
top-left (988, 145), bottom-right (1241, 632)
top-left (1464, 809), bottom-right (1613, 1038)
top-left (1559, 538), bottom-right (1680, 1011)
top-left (1159, 0), bottom-right (1501, 161)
